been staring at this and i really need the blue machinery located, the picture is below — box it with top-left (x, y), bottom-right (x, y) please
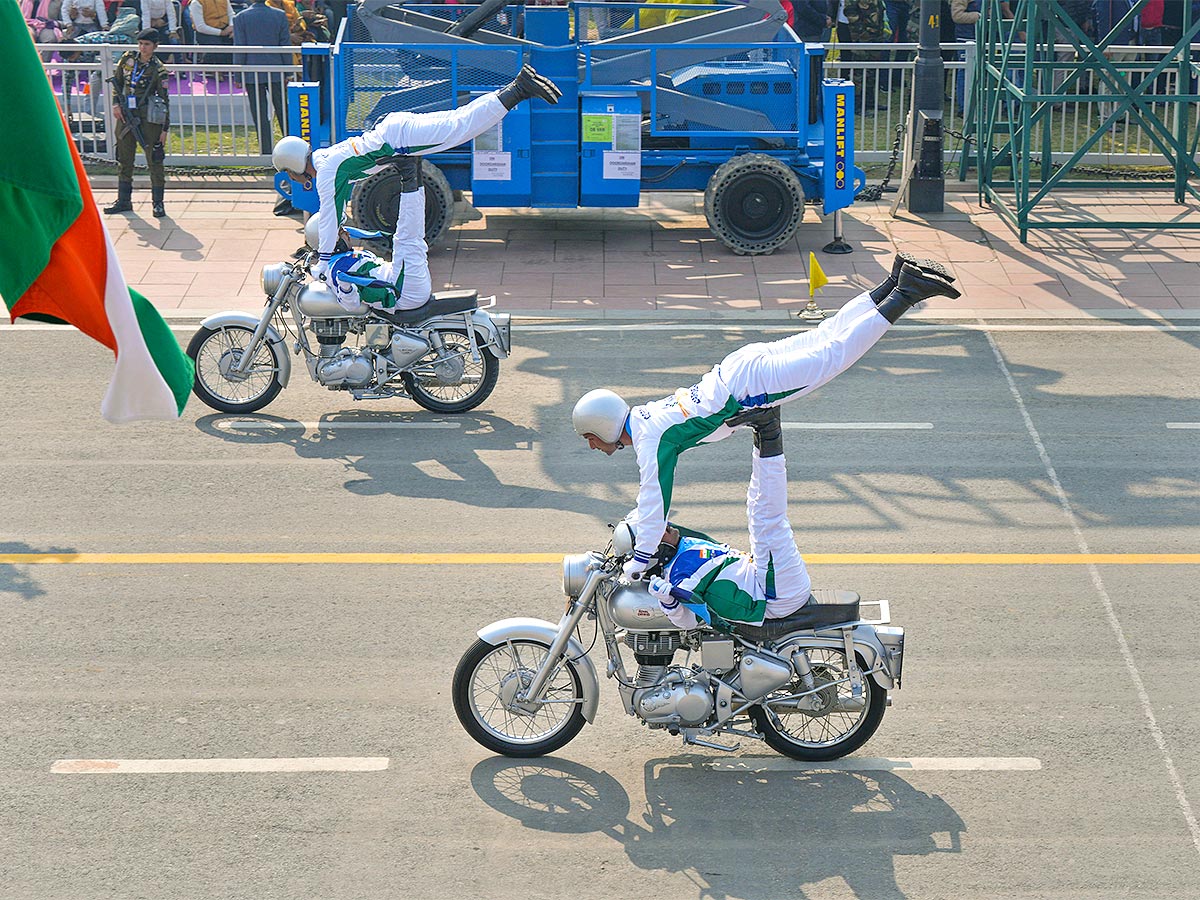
top-left (280, 1), bottom-right (864, 255)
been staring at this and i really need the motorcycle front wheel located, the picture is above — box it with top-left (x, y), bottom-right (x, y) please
top-left (749, 648), bottom-right (888, 761)
top-left (402, 328), bottom-right (499, 414)
top-left (453, 638), bottom-right (587, 757)
top-left (187, 324), bottom-right (284, 413)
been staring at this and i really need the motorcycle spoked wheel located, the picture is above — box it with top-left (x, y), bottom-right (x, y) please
top-left (453, 638), bottom-right (587, 757)
top-left (401, 327), bottom-right (500, 414)
top-left (187, 324), bottom-right (285, 413)
top-left (749, 648), bottom-right (888, 761)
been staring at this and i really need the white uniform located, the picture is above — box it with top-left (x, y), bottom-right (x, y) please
top-left (312, 92), bottom-right (507, 309)
top-left (659, 451), bottom-right (809, 626)
top-left (627, 291), bottom-right (889, 563)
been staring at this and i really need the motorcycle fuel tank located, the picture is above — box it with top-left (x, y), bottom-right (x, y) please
top-left (296, 282), bottom-right (368, 319)
top-left (609, 583), bottom-right (675, 631)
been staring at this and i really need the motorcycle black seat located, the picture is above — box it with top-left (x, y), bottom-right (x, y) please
top-left (733, 590), bottom-right (861, 641)
top-left (379, 290), bottom-right (478, 325)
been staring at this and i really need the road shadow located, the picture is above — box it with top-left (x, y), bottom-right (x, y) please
top-left (0, 541), bottom-right (77, 600)
top-left (193, 411), bottom-right (629, 520)
top-left (471, 756), bottom-right (964, 900)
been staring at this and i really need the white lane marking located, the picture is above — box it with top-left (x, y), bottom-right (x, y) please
top-left (782, 422), bottom-right (933, 430)
top-left (51, 757), bottom-right (389, 774)
top-left (705, 757), bottom-right (1043, 773)
top-left (985, 331), bottom-right (1200, 858)
top-left (1166, 423), bottom-right (1200, 429)
top-left (213, 419), bottom-right (459, 431)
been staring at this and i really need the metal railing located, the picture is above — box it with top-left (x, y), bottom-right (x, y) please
top-left (41, 40), bottom-right (1195, 169)
top-left (40, 44), bottom-right (302, 165)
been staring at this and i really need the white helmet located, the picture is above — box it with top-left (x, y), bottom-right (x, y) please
top-left (612, 520), bottom-right (635, 557)
top-left (304, 212), bottom-right (321, 249)
top-left (573, 389), bottom-right (630, 443)
top-left (272, 135), bottom-right (311, 175)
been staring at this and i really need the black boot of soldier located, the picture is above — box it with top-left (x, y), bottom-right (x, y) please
top-left (751, 406), bottom-right (783, 459)
top-left (497, 64), bottom-right (563, 110)
top-left (875, 263), bottom-right (962, 323)
top-left (868, 252), bottom-right (957, 302)
top-left (151, 185), bottom-right (166, 218)
top-left (104, 181), bottom-right (133, 215)
top-left (727, 406), bottom-right (784, 458)
top-left (393, 156), bottom-right (423, 193)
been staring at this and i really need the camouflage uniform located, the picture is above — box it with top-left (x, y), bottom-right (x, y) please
top-left (840, 0), bottom-right (892, 107)
top-left (110, 49), bottom-right (170, 188)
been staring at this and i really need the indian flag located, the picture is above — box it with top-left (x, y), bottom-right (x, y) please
top-left (0, 6), bottom-right (192, 423)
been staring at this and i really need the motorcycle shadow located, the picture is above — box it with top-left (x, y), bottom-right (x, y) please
top-left (471, 755), bottom-right (964, 900)
top-left (193, 411), bottom-right (630, 518)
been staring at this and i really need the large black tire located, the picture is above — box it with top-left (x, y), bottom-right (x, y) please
top-left (349, 161), bottom-right (454, 246)
top-left (704, 153), bottom-right (805, 256)
top-left (187, 325), bottom-right (284, 414)
top-left (402, 327), bottom-right (500, 414)
top-left (453, 638), bottom-right (588, 758)
top-left (749, 650), bottom-right (888, 761)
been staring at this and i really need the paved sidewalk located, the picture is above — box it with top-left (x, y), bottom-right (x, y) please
top-left (93, 184), bottom-right (1200, 318)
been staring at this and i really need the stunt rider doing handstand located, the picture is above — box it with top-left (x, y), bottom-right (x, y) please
top-left (271, 65), bottom-right (562, 310)
top-left (634, 408), bottom-right (805, 628)
top-left (573, 255), bottom-right (961, 579)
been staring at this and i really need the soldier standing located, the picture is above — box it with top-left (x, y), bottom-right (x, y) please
top-left (105, 28), bottom-right (171, 218)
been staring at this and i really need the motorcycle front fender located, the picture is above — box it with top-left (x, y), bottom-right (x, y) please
top-left (477, 617), bottom-right (600, 723)
top-left (199, 310), bottom-right (293, 387)
top-left (423, 309), bottom-right (511, 359)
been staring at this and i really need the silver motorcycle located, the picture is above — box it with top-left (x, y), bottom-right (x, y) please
top-left (453, 525), bottom-right (906, 760)
top-left (186, 228), bottom-right (511, 414)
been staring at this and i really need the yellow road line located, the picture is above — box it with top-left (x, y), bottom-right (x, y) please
top-left (2, 553), bottom-right (1199, 565)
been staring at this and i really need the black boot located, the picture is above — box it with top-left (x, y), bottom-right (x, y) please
top-left (727, 406), bottom-right (784, 458)
top-left (151, 185), bottom-right (166, 218)
top-left (104, 181), bottom-right (133, 215)
top-left (868, 252), bottom-right (956, 302)
top-left (497, 64), bottom-right (562, 110)
top-left (875, 263), bottom-right (962, 323)
top-left (393, 156), bottom-right (423, 193)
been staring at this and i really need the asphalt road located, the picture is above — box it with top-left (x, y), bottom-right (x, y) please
top-left (1, 321), bottom-right (1198, 899)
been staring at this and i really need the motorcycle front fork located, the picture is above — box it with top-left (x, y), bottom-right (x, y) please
top-left (517, 571), bottom-right (604, 705)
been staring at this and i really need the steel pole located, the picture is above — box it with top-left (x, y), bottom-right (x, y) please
top-left (906, 0), bottom-right (946, 212)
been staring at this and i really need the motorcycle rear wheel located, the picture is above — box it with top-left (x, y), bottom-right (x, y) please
top-left (749, 649), bottom-right (888, 761)
top-left (187, 324), bottom-right (284, 413)
top-left (402, 328), bottom-right (499, 413)
top-left (453, 638), bottom-right (587, 758)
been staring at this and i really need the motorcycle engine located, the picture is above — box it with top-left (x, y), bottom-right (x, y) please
top-left (316, 348), bottom-right (374, 388)
top-left (633, 668), bottom-right (714, 728)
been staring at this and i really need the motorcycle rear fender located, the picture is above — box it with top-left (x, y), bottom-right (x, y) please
top-left (477, 617), bottom-right (600, 723)
top-left (423, 309), bottom-right (510, 359)
top-left (778, 625), bottom-right (896, 690)
top-left (199, 311), bottom-right (293, 387)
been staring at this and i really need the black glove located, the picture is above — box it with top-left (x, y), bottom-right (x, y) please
top-left (151, 142), bottom-right (166, 163)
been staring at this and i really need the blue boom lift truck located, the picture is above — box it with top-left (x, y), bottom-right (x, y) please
top-left (278, 0), bottom-right (863, 255)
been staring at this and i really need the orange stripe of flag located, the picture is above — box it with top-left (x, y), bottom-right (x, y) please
top-left (10, 117), bottom-right (116, 353)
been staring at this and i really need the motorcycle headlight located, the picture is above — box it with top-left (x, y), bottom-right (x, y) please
top-left (562, 553), bottom-right (592, 598)
top-left (260, 263), bottom-right (289, 297)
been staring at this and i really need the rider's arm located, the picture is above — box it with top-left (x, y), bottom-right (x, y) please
top-left (313, 143), bottom-right (358, 261)
top-left (630, 416), bottom-right (678, 565)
